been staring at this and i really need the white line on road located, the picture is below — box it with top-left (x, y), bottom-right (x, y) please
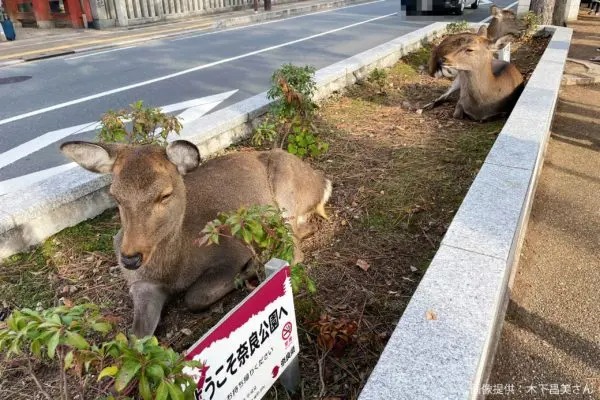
top-left (170, 0), bottom-right (387, 42)
top-left (0, 12), bottom-right (396, 127)
top-left (65, 45), bottom-right (138, 60)
top-left (480, 1), bottom-right (519, 22)
top-left (0, 90), bottom-right (238, 170)
top-left (0, 163), bottom-right (78, 196)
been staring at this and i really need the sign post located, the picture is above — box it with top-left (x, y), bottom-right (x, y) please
top-left (184, 258), bottom-right (301, 400)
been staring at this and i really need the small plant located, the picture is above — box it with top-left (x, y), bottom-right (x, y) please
top-left (446, 20), bottom-right (470, 34)
top-left (267, 64), bottom-right (318, 120)
top-left (98, 334), bottom-right (200, 400)
top-left (98, 100), bottom-right (182, 146)
top-left (287, 125), bottom-right (329, 158)
top-left (251, 116), bottom-right (279, 148)
top-left (198, 205), bottom-right (316, 293)
top-left (521, 11), bottom-right (540, 36)
top-left (0, 304), bottom-right (113, 398)
top-left (367, 68), bottom-right (388, 93)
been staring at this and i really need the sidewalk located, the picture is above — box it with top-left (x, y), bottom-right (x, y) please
top-left (488, 10), bottom-right (600, 400)
top-left (0, 0), bottom-right (372, 65)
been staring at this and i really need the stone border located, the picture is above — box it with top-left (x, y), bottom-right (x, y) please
top-left (0, 21), bottom-right (447, 260)
top-left (358, 26), bottom-right (572, 400)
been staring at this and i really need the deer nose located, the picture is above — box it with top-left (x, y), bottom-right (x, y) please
top-left (120, 252), bottom-right (143, 270)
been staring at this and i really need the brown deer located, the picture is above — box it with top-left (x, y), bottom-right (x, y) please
top-left (424, 28), bottom-right (524, 121)
top-left (60, 140), bottom-right (332, 337)
top-left (423, 7), bottom-right (522, 112)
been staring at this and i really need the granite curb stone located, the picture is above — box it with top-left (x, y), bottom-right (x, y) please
top-left (358, 26), bottom-right (572, 400)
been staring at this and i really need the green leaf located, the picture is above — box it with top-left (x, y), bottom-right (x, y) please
top-left (115, 360), bottom-right (141, 392)
top-left (91, 322), bottom-right (113, 334)
top-left (166, 381), bottom-right (185, 400)
top-left (139, 373), bottom-right (152, 400)
top-left (115, 332), bottom-right (128, 344)
top-left (64, 350), bottom-right (74, 370)
top-left (145, 363), bottom-right (165, 381)
top-left (98, 365), bottom-right (119, 381)
top-left (65, 331), bottom-right (89, 350)
top-left (47, 331), bottom-right (60, 359)
top-left (30, 340), bottom-right (41, 358)
top-left (156, 381), bottom-right (169, 400)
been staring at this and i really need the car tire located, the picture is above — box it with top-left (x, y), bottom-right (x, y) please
top-left (456, 1), bottom-right (465, 14)
top-left (471, 0), bottom-right (478, 8)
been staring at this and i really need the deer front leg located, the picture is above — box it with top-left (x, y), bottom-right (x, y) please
top-left (453, 103), bottom-right (465, 119)
top-left (422, 76), bottom-right (461, 111)
top-left (130, 281), bottom-right (168, 338)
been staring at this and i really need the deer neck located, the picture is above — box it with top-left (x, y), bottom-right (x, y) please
top-left (460, 61), bottom-right (497, 103)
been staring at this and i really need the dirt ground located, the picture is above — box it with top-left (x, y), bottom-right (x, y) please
top-left (0, 33), bottom-right (549, 400)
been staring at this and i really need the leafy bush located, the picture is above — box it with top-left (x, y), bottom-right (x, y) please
top-left (287, 126), bottom-right (329, 158)
top-left (367, 68), bottom-right (388, 93)
top-left (446, 20), bottom-right (470, 34)
top-left (199, 205), bottom-right (316, 293)
top-left (522, 11), bottom-right (540, 36)
top-left (98, 100), bottom-right (182, 146)
top-left (0, 303), bottom-right (200, 399)
top-left (252, 64), bottom-right (328, 159)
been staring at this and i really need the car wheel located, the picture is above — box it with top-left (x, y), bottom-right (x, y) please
top-left (456, 0), bottom-right (465, 14)
top-left (471, 0), bottom-right (478, 9)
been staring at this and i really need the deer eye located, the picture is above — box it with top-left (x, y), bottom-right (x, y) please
top-left (466, 48), bottom-right (475, 53)
top-left (158, 192), bottom-right (172, 204)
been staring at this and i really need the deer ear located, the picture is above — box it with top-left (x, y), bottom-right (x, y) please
top-left (489, 34), bottom-right (513, 51)
top-left (166, 140), bottom-right (200, 175)
top-left (490, 5), bottom-right (501, 17)
top-left (60, 141), bottom-right (119, 174)
top-left (477, 25), bottom-right (488, 37)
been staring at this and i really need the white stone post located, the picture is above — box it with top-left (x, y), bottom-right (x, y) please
top-left (517, 0), bottom-right (531, 17)
top-left (114, 0), bottom-right (129, 26)
top-left (564, 0), bottom-right (581, 21)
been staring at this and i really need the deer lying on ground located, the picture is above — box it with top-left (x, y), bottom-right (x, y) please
top-left (422, 6), bottom-right (522, 112)
top-left (423, 27), bottom-right (524, 121)
top-left (61, 140), bottom-right (332, 337)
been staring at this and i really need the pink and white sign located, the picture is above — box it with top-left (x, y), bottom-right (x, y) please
top-left (184, 264), bottom-right (299, 400)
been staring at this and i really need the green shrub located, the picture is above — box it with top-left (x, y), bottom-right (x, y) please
top-left (446, 20), bottom-right (470, 34)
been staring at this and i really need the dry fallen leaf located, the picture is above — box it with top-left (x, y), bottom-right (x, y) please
top-left (426, 310), bottom-right (437, 320)
top-left (356, 259), bottom-right (370, 272)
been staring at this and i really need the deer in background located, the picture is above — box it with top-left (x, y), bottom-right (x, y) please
top-left (61, 140), bottom-right (332, 337)
top-left (426, 28), bottom-right (524, 121)
top-left (422, 5), bottom-right (522, 112)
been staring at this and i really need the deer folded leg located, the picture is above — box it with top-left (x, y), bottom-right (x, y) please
top-left (423, 76), bottom-right (461, 111)
top-left (184, 273), bottom-right (237, 312)
top-left (130, 281), bottom-right (168, 338)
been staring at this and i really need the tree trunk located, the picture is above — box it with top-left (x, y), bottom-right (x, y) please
top-left (531, 0), bottom-right (556, 24)
top-left (552, 0), bottom-right (567, 26)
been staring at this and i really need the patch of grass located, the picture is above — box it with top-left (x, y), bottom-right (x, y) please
top-left (0, 210), bottom-right (119, 309)
top-left (402, 44), bottom-right (432, 70)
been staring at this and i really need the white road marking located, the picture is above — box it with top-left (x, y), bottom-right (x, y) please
top-left (480, 1), bottom-right (519, 22)
top-left (170, 0), bottom-right (387, 42)
top-left (0, 12), bottom-right (395, 127)
top-left (65, 45), bottom-right (138, 60)
top-left (0, 90), bottom-right (237, 171)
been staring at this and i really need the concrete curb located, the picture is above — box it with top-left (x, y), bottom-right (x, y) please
top-left (0, 22), bottom-right (447, 260)
top-left (0, 0), bottom-right (375, 67)
top-left (358, 25), bottom-right (573, 400)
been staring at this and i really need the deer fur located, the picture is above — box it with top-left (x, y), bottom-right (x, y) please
top-left (423, 6), bottom-right (522, 112)
top-left (424, 28), bottom-right (524, 121)
top-left (60, 140), bottom-right (332, 337)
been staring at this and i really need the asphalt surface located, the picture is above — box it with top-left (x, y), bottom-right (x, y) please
top-left (489, 16), bottom-right (600, 399)
top-left (0, 0), bottom-right (516, 186)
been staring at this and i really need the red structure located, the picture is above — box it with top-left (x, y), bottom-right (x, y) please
top-left (3, 0), bottom-right (93, 28)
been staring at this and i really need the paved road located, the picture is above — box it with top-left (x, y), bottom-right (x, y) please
top-left (0, 0), bottom-right (516, 190)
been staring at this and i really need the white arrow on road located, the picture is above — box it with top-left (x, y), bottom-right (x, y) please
top-left (0, 90), bottom-right (238, 196)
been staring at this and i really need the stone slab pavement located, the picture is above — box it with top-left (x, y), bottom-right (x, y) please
top-left (0, 0), bottom-right (373, 65)
top-left (487, 11), bottom-right (600, 400)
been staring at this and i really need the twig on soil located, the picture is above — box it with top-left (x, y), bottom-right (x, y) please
top-left (26, 358), bottom-right (53, 400)
top-left (317, 345), bottom-right (331, 398)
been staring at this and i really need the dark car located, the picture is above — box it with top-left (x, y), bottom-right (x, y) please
top-left (404, 0), bottom-right (478, 15)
